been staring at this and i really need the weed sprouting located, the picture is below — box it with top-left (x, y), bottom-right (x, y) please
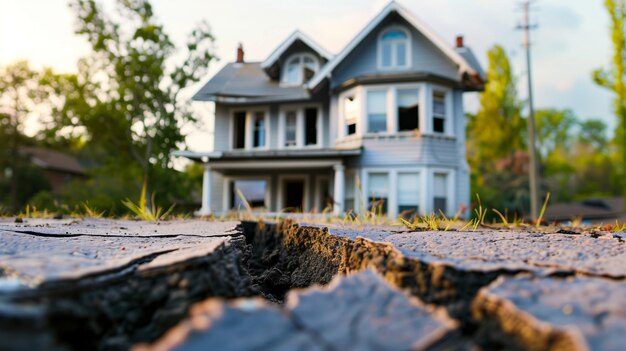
top-left (536, 192), bottom-right (550, 228)
top-left (122, 179), bottom-right (175, 221)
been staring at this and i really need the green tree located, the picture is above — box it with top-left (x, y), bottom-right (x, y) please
top-left (0, 61), bottom-right (42, 211)
top-left (52, 0), bottom-right (216, 206)
top-left (534, 109), bottom-right (578, 202)
top-left (467, 45), bottom-right (526, 213)
top-left (593, 0), bottom-right (626, 201)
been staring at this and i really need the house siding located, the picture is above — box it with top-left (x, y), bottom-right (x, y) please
top-left (330, 16), bottom-right (459, 90)
top-left (213, 104), bottom-right (231, 151)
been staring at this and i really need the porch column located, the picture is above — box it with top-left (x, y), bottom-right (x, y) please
top-left (333, 164), bottom-right (345, 215)
top-left (197, 164), bottom-right (212, 216)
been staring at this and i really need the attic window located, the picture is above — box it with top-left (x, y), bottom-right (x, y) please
top-left (283, 53), bottom-right (319, 85)
top-left (379, 28), bottom-right (410, 69)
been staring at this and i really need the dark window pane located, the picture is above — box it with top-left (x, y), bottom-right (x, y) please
top-left (398, 205), bottom-right (419, 219)
top-left (398, 105), bottom-right (419, 131)
top-left (305, 108), bottom-right (317, 145)
top-left (232, 180), bottom-right (267, 209)
top-left (253, 113), bottom-right (265, 147)
top-left (434, 197), bottom-right (447, 214)
top-left (433, 117), bottom-right (445, 133)
top-left (347, 123), bottom-right (356, 135)
top-left (368, 197), bottom-right (388, 215)
top-left (233, 111), bottom-right (246, 149)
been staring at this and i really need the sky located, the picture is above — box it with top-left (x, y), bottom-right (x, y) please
top-left (0, 0), bottom-right (616, 152)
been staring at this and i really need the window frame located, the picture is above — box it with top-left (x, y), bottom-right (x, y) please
top-left (278, 104), bottom-right (322, 149)
top-left (397, 172), bottom-right (421, 219)
top-left (228, 108), bottom-right (270, 151)
top-left (430, 168), bottom-right (455, 216)
top-left (281, 53), bottom-right (320, 86)
top-left (430, 85), bottom-right (453, 136)
top-left (365, 171), bottom-right (390, 215)
top-left (377, 26), bottom-right (412, 70)
top-left (223, 175), bottom-right (272, 213)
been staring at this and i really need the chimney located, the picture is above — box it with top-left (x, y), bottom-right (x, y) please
top-left (455, 35), bottom-right (464, 48)
top-left (236, 43), bottom-right (244, 63)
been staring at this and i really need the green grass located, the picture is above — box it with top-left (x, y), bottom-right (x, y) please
top-left (122, 179), bottom-right (175, 221)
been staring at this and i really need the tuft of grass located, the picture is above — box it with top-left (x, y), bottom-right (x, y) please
top-left (492, 208), bottom-right (509, 226)
top-left (18, 205), bottom-right (52, 219)
top-left (612, 220), bottom-right (626, 232)
top-left (122, 179), bottom-right (175, 221)
top-left (80, 202), bottom-right (106, 218)
top-left (536, 192), bottom-right (550, 228)
top-left (472, 194), bottom-right (487, 230)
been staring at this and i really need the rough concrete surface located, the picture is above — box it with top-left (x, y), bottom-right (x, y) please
top-left (1, 219), bottom-right (625, 350)
top-left (138, 270), bottom-right (455, 351)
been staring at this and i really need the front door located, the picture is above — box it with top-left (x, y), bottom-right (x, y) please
top-left (283, 179), bottom-right (305, 212)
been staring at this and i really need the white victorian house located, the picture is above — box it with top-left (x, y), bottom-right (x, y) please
top-left (175, 1), bottom-right (485, 218)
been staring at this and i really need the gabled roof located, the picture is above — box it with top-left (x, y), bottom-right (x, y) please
top-left (306, 1), bottom-right (480, 90)
top-left (260, 30), bottom-right (333, 70)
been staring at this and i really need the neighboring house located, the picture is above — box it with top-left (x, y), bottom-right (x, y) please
top-left (175, 2), bottom-right (485, 217)
top-left (20, 147), bottom-right (86, 195)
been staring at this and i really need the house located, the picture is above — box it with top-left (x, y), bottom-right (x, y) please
top-left (19, 147), bottom-right (86, 195)
top-left (175, 1), bottom-right (485, 217)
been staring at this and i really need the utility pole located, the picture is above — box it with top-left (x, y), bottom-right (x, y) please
top-left (517, 1), bottom-right (540, 220)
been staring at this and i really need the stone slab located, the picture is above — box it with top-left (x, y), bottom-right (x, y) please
top-left (474, 275), bottom-right (626, 350)
top-left (323, 224), bottom-right (626, 278)
top-left (0, 218), bottom-right (241, 238)
top-left (139, 270), bottom-right (455, 351)
top-left (0, 228), bottom-right (231, 287)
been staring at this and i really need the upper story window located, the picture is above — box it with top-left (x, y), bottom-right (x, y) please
top-left (285, 111), bottom-right (298, 146)
top-left (432, 91), bottom-right (447, 133)
top-left (379, 28), bottom-right (410, 69)
top-left (367, 90), bottom-right (388, 133)
top-left (253, 112), bottom-right (266, 148)
top-left (231, 110), bottom-right (268, 150)
top-left (280, 106), bottom-right (320, 148)
top-left (397, 89), bottom-right (419, 131)
top-left (283, 53), bottom-right (319, 85)
top-left (343, 96), bottom-right (358, 136)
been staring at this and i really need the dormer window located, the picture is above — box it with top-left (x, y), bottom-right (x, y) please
top-left (378, 28), bottom-right (410, 69)
top-left (283, 53), bottom-right (319, 85)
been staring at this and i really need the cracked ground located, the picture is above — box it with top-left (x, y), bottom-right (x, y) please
top-left (1, 218), bottom-right (625, 350)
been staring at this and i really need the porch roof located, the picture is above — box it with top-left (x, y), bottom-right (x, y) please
top-left (173, 148), bottom-right (361, 163)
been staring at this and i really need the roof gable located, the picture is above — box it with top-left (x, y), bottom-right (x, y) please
top-left (307, 1), bottom-right (478, 90)
top-left (261, 30), bottom-right (333, 71)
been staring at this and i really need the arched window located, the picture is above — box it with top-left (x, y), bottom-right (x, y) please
top-left (282, 53), bottom-right (319, 85)
top-left (379, 28), bottom-right (410, 69)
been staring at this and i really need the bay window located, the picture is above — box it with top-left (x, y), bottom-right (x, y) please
top-left (367, 91), bottom-right (387, 133)
top-left (397, 89), bottom-right (419, 131)
top-left (433, 91), bottom-right (446, 133)
top-left (344, 95), bottom-right (358, 136)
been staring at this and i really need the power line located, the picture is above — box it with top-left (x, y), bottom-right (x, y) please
top-left (516, 0), bottom-right (540, 220)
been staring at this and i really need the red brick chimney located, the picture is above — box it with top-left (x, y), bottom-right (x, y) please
top-left (236, 43), bottom-right (244, 63)
top-left (456, 35), bottom-right (464, 48)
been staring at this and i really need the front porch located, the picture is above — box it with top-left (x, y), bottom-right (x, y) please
top-left (174, 149), bottom-right (361, 216)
